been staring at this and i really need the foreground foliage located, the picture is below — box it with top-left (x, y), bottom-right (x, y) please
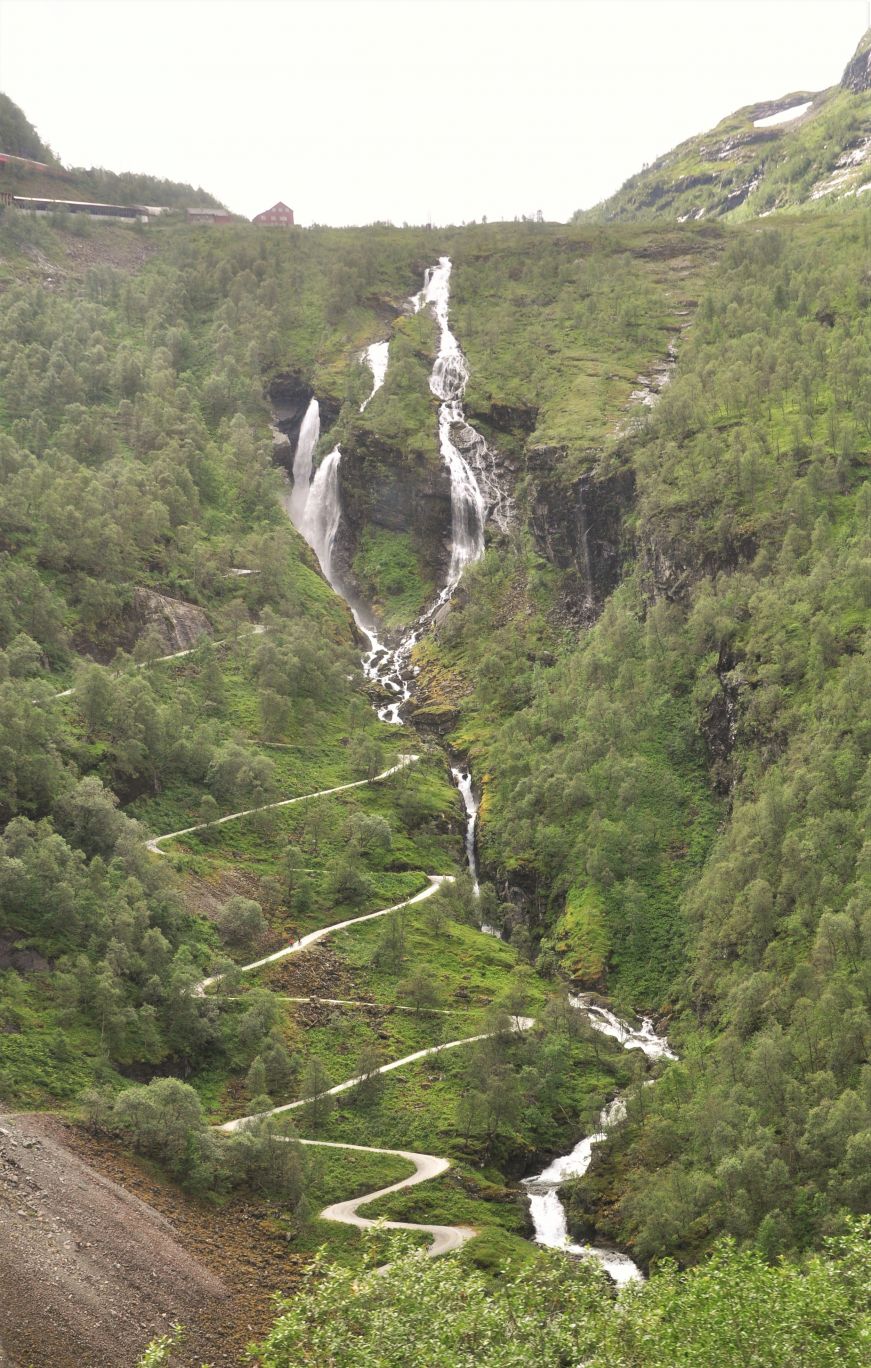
top-left (249, 1220), bottom-right (871, 1367)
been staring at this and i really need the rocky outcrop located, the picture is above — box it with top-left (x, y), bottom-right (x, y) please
top-left (267, 372), bottom-right (340, 474)
top-left (841, 33), bottom-right (871, 93)
top-left (466, 398), bottom-right (538, 463)
top-left (131, 588), bottom-right (211, 654)
top-left (698, 645), bottom-right (747, 795)
top-left (0, 935), bottom-right (50, 975)
top-left (527, 449), bottom-right (634, 623)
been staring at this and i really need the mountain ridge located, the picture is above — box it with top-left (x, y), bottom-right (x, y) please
top-left (577, 28), bottom-right (871, 224)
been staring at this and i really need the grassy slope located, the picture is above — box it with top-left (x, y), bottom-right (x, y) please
top-left (449, 221), bottom-right (721, 474)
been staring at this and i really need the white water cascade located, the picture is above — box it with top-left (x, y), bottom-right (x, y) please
top-left (450, 767), bottom-right (479, 893)
top-left (413, 257), bottom-right (511, 588)
top-left (348, 257), bottom-right (512, 725)
top-left (287, 396), bottom-right (321, 528)
top-left (570, 996), bottom-right (677, 1062)
top-left (523, 1007), bottom-right (675, 1283)
top-left (360, 340), bottom-right (390, 412)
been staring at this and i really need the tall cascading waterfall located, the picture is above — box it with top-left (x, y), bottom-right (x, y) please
top-left (280, 263), bottom-right (506, 724)
top-left (351, 257), bottom-right (512, 723)
top-left (413, 256), bottom-right (511, 592)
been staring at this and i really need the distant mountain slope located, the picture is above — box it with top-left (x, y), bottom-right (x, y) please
top-left (0, 92), bottom-right (223, 209)
top-left (577, 29), bottom-right (871, 224)
top-left (0, 92), bottom-right (56, 163)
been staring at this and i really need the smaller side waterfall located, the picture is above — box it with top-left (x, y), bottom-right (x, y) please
top-left (450, 768), bottom-right (479, 892)
top-left (288, 397), bottom-right (320, 528)
top-left (303, 448), bottom-right (343, 588)
top-left (360, 341), bottom-right (390, 412)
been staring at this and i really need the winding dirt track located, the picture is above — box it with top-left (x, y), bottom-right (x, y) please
top-left (216, 1017), bottom-right (533, 1256)
top-left (142, 755), bottom-right (496, 1257)
top-left (147, 754), bottom-right (419, 855)
top-left (182, 853), bottom-right (532, 1255)
top-left (299, 1140), bottom-right (476, 1255)
top-left (203, 883), bottom-right (533, 1257)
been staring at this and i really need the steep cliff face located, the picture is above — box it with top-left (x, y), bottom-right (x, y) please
top-left (526, 448), bottom-right (635, 622)
top-left (332, 428), bottom-right (452, 624)
top-left (841, 31), bottom-right (871, 93)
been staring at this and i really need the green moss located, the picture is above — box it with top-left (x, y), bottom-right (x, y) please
top-left (353, 528), bottom-right (434, 628)
top-left (556, 886), bottom-right (609, 983)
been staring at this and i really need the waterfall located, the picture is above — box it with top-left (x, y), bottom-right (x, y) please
top-left (414, 256), bottom-right (509, 592)
top-left (523, 1007), bottom-right (675, 1283)
top-left (360, 341), bottom-right (390, 412)
top-left (524, 1095), bottom-right (641, 1286)
top-left (349, 257), bottom-right (512, 725)
top-left (450, 768), bottom-right (480, 892)
top-left (275, 259), bottom-right (510, 729)
top-left (303, 448), bottom-right (342, 588)
top-left (288, 396), bottom-right (320, 528)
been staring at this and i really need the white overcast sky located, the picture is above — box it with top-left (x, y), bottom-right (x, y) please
top-left (0, 0), bottom-right (867, 224)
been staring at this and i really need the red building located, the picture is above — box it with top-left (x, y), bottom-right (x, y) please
top-left (253, 201), bottom-right (294, 226)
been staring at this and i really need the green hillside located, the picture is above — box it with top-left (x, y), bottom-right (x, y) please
top-left (578, 30), bottom-right (871, 224)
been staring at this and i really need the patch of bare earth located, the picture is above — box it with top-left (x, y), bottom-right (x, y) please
top-left (0, 1114), bottom-right (307, 1368)
top-left (261, 942), bottom-right (356, 999)
top-left (180, 866), bottom-right (267, 922)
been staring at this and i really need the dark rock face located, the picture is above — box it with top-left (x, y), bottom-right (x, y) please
top-left (131, 588), bottom-right (211, 654)
top-left (527, 447), bottom-right (635, 622)
top-left (331, 429), bottom-right (452, 612)
top-left (841, 40), bottom-right (871, 94)
top-left (0, 935), bottom-right (50, 975)
top-left (268, 372), bottom-right (312, 456)
top-left (267, 373), bottom-right (341, 475)
top-left (698, 646), bottom-right (746, 795)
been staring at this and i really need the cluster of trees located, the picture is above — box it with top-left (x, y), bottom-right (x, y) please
top-left (243, 1220), bottom-right (871, 1367)
top-left (0, 214), bottom-right (449, 1105)
top-left (0, 92), bottom-right (56, 162)
top-left (0, 800), bottom-right (221, 1078)
top-left (86, 1075), bottom-right (306, 1203)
